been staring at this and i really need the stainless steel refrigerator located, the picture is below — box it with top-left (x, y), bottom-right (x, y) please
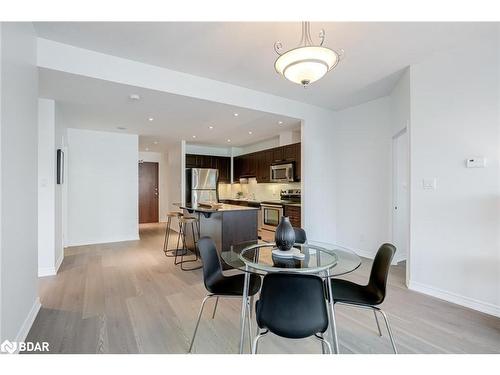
top-left (185, 168), bottom-right (219, 206)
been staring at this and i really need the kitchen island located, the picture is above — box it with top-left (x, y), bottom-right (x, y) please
top-left (180, 204), bottom-right (259, 265)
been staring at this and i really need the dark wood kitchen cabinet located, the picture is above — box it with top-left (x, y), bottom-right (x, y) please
top-left (284, 204), bottom-right (301, 228)
top-left (256, 149), bottom-right (273, 182)
top-left (185, 154), bottom-right (231, 183)
top-left (233, 142), bottom-right (301, 183)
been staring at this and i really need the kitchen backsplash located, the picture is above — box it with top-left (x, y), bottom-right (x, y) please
top-left (218, 179), bottom-right (301, 201)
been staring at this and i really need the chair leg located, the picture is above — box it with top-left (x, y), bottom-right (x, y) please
top-left (211, 297), bottom-right (219, 319)
top-left (252, 329), bottom-right (268, 354)
top-left (378, 309), bottom-right (398, 354)
top-left (373, 309), bottom-right (382, 336)
top-left (315, 333), bottom-right (332, 354)
top-left (188, 294), bottom-right (213, 353)
top-left (246, 298), bottom-right (253, 352)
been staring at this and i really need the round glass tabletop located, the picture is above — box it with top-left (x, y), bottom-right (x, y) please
top-left (221, 240), bottom-right (361, 278)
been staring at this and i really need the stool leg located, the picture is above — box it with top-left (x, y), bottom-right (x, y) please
top-left (163, 216), bottom-right (171, 255)
top-left (180, 221), bottom-right (202, 271)
top-left (175, 222), bottom-right (184, 265)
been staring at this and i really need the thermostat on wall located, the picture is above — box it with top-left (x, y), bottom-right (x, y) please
top-left (466, 157), bottom-right (486, 168)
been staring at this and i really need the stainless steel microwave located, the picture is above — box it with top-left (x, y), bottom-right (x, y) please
top-left (270, 163), bottom-right (294, 182)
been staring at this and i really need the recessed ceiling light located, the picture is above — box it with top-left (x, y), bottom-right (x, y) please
top-left (129, 94), bottom-right (141, 100)
top-left (278, 121), bottom-right (283, 125)
top-left (148, 117), bottom-right (154, 122)
top-left (145, 147), bottom-right (149, 151)
top-left (208, 125), bottom-right (214, 130)
top-left (117, 126), bottom-right (127, 130)
top-left (153, 141), bottom-right (159, 145)
top-left (192, 135), bottom-right (197, 139)
top-left (227, 139), bottom-right (231, 143)
top-left (248, 131), bottom-right (253, 135)
top-left (233, 113), bottom-right (239, 117)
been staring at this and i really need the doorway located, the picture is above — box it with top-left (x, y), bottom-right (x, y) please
top-left (392, 127), bottom-right (409, 269)
top-left (139, 162), bottom-right (159, 223)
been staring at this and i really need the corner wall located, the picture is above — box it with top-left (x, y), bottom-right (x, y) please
top-left (408, 38), bottom-right (500, 316)
top-left (0, 22), bottom-right (40, 342)
top-left (66, 129), bottom-right (139, 246)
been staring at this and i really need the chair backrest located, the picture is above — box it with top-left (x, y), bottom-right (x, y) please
top-left (368, 243), bottom-right (396, 302)
top-left (293, 228), bottom-right (307, 244)
top-left (197, 237), bottom-right (224, 292)
top-left (256, 273), bottom-right (328, 339)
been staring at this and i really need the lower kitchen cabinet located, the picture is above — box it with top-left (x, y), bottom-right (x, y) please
top-left (284, 205), bottom-right (301, 228)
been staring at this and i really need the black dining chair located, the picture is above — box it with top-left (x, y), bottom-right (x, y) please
top-left (188, 237), bottom-right (262, 353)
top-left (293, 227), bottom-right (307, 244)
top-left (327, 243), bottom-right (398, 353)
top-left (252, 273), bottom-right (332, 354)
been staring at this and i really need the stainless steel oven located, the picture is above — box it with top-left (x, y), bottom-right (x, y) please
top-left (270, 163), bottom-right (294, 182)
top-left (261, 203), bottom-right (284, 232)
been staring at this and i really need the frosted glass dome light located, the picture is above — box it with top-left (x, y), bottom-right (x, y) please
top-left (274, 22), bottom-right (343, 87)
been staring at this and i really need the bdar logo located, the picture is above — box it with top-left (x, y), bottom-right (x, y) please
top-left (1, 340), bottom-right (17, 354)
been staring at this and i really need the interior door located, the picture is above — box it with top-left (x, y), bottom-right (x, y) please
top-left (139, 162), bottom-right (159, 223)
top-left (392, 128), bottom-right (409, 264)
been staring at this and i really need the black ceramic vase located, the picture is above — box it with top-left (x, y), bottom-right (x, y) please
top-left (275, 216), bottom-right (296, 251)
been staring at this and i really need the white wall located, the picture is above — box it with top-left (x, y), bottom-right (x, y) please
top-left (66, 129), bottom-right (139, 246)
top-left (38, 99), bottom-right (57, 276)
top-left (408, 38), bottom-right (500, 317)
top-left (333, 97), bottom-right (393, 258)
top-left (0, 22), bottom-right (39, 343)
top-left (185, 144), bottom-right (231, 157)
top-left (54, 104), bottom-right (67, 257)
top-left (139, 151), bottom-right (169, 222)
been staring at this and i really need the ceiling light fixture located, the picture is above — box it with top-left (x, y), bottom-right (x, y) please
top-left (145, 147), bottom-right (149, 151)
top-left (278, 121), bottom-right (283, 125)
top-left (248, 131), bottom-right (253, 135)
top-left (208, 125), bottom-right (214, 130)
top-left (192, 135), bottom-right (197, 139)
top-left (153, 141), bottom-right (159, 144)
top-left (227, 139), bottom-right (231, 143)
top-left (129, 94), bottom-right (141, 100)
top-left (274, 22), bottom-right (343, 87)
top-left (233, 113), bottom-right (239, 117)
top-left (148, 117), bottom-right (154, 122)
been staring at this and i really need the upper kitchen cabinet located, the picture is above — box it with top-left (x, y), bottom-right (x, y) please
top-left (233, 153), bottom-right (257, 180)
top-left (233, 142), bottom-right (301, 183)
top-left (256, 149), bottom-right (273, 182)
top-left (185, 154), bottom-right (231, 183)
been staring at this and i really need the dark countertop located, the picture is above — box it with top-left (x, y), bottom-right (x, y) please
top-left (180, 203), bottom-right (260, 213)
top-left (222, 198), bottom-right (301, 207)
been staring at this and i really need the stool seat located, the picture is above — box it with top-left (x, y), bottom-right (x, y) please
top-left (180, 216), bottom-right (198, 224)
top-left (167, 211), bottom-right (183, 218)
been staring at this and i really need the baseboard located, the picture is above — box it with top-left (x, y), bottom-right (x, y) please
top-left (11, 297), bottom-right (42, 352)
top-left (38, 253), bottom-right (64, 278)
top-left (66, 235), bottom-right (140, 247)
top-left (408, 280), bottom-right (500, 318)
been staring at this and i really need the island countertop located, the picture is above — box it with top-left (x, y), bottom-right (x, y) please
top-left (180, 203), bottom-right (259, 213)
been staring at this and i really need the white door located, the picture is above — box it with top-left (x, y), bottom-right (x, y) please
top-left (392, 128), bottom-right (409, 264)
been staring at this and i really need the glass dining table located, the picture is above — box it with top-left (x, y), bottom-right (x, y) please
top-left (221, 240), bottom-right (362, 354)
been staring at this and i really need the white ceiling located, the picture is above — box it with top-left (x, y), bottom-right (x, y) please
top-left (39, 68), bottom-right (300, 152)
top-left (34, 22), bottom-right (496, 110)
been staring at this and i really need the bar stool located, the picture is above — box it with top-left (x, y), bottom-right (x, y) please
top-left (177, 215), bottom-right (202, 271)
top-left (163, 211), bottom-right (186, 259)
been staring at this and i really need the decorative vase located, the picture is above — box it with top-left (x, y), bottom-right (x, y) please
top-left (275, 216), bottom-right (295, 251)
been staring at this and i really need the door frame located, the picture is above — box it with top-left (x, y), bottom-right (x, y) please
top-left (138, 161), bottom-right (159, 223)
top-left (392, 123), bottom-right (411, 287)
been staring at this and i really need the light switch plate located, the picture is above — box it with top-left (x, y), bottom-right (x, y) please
top-left (422, 178), bottom-right (437, 190)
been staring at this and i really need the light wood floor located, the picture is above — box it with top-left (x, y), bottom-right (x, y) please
top-left (25, 223), bottom-right (500, 354)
